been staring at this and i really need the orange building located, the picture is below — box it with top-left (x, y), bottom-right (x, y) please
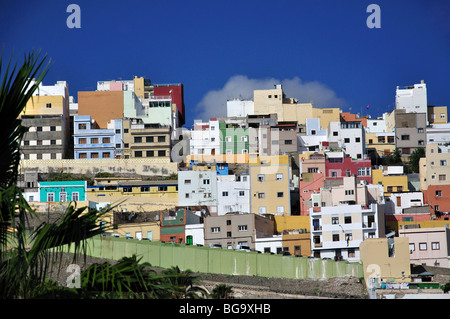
top-left (340, 112), bottom-right (368, 128)
top-left (78, 91), bottom-right (124, 129)
top-left (423, 184), bottom-right (450, 219)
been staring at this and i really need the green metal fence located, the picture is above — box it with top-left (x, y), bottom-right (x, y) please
top-left (77, 236), bottom-right (364, 280)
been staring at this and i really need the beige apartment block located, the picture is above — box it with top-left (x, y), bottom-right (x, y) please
top-left (204, 213), bottom-right (274, 250)
top-left (360, 237), bottom-right (411, 286)
top-left (421, 144), bottom-right (450, 190)
top-left (122, 118), bottom-right (171, 159)
top-left (249, 155), bottom-right (291, 215)
top-left (428, 105), bottom-right (448, 124)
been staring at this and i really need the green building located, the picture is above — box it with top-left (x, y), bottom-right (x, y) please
top-left (219, 122), bottom-right (249, 155)
top-left (39, 181), bottom-right (87, 202)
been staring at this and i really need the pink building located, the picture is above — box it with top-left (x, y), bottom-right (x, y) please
top-left (399, 225), bottom-right (450, 268)
top-left (325, 155), bottom-right (372, 184)
top-left (299, 172), bottom-right (324, 215)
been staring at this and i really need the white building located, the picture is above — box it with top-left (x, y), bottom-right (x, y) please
top-left (227, 99), bottom-right (254, 117)
top-left (217, 174), bottom-right (250, 215)
top-left (385, 192), bottom-right (424, 215)
top-left (328, 121), bottom-right (366, 160)
top-left (254, 235), bottom-right (283, 254)
top-left (310, 203), bottom-right (384, 262)
top-left (185, 223), bottom-right (205, 246)
top-left (366, 113), bottom-right (388, 133)
top-left (178, 168), bottom-right (218, 214)
top-left (426, 123), bottom-right (450, 145)
top-left (189, 119), bottom-right (221, 156)
top-left (395, 80), bottom-right (428, 120)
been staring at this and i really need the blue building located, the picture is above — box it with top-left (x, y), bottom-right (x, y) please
top-left (39, 181), bottom-right (87, 202)
top-left (73, 115), bottom-right (123, 159)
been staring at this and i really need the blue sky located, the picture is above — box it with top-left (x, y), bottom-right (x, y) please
top-left (1, 0), bottom-right (449, 127)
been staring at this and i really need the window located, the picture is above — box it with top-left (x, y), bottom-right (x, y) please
top-left (90, 138), bottom-right (98, 144)
top-left (146, 150), bottom-right (154, 157)
top-left (79, 153), bottom-right (87, 159)
top-left (102, 137), bottom-right (110, 143)
top-left (348, 249), bottom-right (355, 258)
top-left (440, 114), bottom-right (446, 119)
top-left (185, 193), bottom-right (189, 198)
top-left (47, 192), bottom-right (55, 202)
top-left (432, 242), bottom-right (440, 250)
top-left (184, 180), bottom-right (191, 185)
top-left (285, 140), bottom-right (292, 145)
top-left (46, 103), bottom-right (52, 108)
top-left (308, 168), bottom-right (318, 173)
top-left (239, 191), bottom-right (245, 197)
top-left (158, 186), bottom-right (168, 192)
top-left (203, 179), bottom-right (210, 185)
top-left (257, 192), bottom-right (265, 199)
top-left (332, 217), bottom-right (339, 224)
top-left (277, 192), bottom-right (284, 198)
top-left (158, 136), bottom-right (165, 143)
top-left (277, 206), bottom-right (284, 214)
top-left (134, 137), bottom-right (142, 143)
top-left (222, 191), bottom-right (228, 197)
top-left (146, 136), bottom-right (154, 143)
top-left (238, 225), bottom-right (247, 231)
top-left (344, 216), bottom-right (352, 224)
top-left (141, 187), bottom-right (150, 192)
top-left (418, 128), bottom-right (424, 133)
top-left (355, 137), bottom-right (360, 143)
top-left (258, 207), bottom-right (266, 214)
top-left (331, 171), bottom-right (338, 178)
top-left (344, 138), bottom-right (350, 143)
top-left (203, 193), bottom-right (211, 198)
top-left (418, 140), bottom-right (424, 146)
top-left (333, 131), bottom-right (338, 136)
top-left (276, 173), bottom-right (283, 180)
top-left (134, 151), bottom-right (142, 157)
top-left (345, 190), bottom-right (354, 195)
top-left (378, 137), bottom-right (385, 143)
top-left (409, 243), bottom-right (415, 253)
top-left (419, 243), bottom-right (427, 251)
top-left (91, 152), bottom-right (99, 158)
top-left (333, 234), bottom-right (340, 242)
top-left (440, 160), bottom-right (447, 166)
top-left (225, 136), bottom-right (232, 142)
top-left (211, 227), bottom-right (220, 233)
top-left (79, 138), bottom-right (87, 144)
top-left (257, 174), bottom-right (265, 182)
top-left (345, 233), bottom-right (352, 242)
top-left (435, 190), bottom-right (442, 197)
top-left (401, 135), bottom-right (410, 140)
top-left (158, 150), bottom-right (165, 157)
top-left (50, 140), bottom-right (56, 145)
top-left (241, 136), bottom-right (248, 142)
top-left (78, 123), bottom-right (86, 130)
top-left (72, 192), bottom-right (79, 201)
top-left (439, 175), bottom-right (446, 181)
top-left (50, 126), bottom-right (56, 131)
top-left (402, 148), bottom-right (411, 155)
top-left (59, 192), bottom-right (67, 202)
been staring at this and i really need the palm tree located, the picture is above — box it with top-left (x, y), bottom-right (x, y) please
top-left (209, 283), bottom-right (234, 299)
top-left (0, 51), bottom-right (208, 299)
top-left (0, 51), bottom-right (117, 298)
top-left (162, 266), bottom-right (208, 299)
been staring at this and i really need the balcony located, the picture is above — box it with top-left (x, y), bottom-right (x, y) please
top-left (312, 225), bottom-right (322, 232)
top-left (362, 222), bottom-right (377, 229)
top-left (314, 242), bottom-right (323, 248)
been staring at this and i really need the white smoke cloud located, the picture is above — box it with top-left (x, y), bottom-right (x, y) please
top-left (195, 75), bottom-right (347, 121)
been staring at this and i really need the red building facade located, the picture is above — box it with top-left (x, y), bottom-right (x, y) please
top-left (325, 156), bottom-right (372, 184)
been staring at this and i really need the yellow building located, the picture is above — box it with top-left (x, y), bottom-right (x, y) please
top-left (366, 132), bottom-right (396, 157)
top-left (249, 155), bottom-right (291, 215)
top-left (372, 168), bottom-right (409, 196)
top-left (252, 85), bottom-right (339, 129)
top-left (360, 237), bottom-right (411, 288)
top-left (428, 105), bottom-right (448, 124)
top-left (274, 215), bottom-right (311, 257)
